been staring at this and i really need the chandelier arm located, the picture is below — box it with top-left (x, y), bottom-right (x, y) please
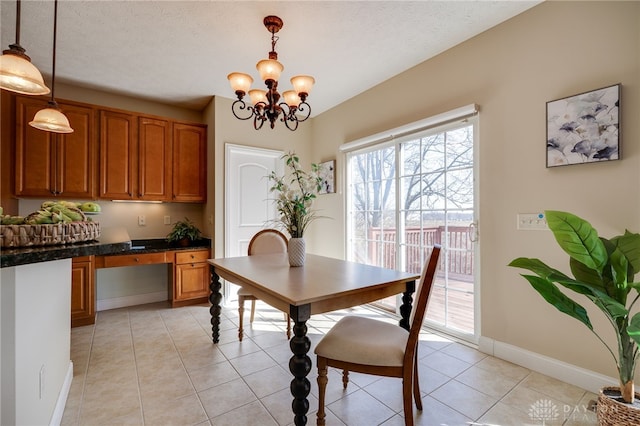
top-left (253, 113), bottom-right (266, 130)
top-left (295, 101), bottom-right (312, 122)
top-left (231, 99), bottom-right (254, 121)
top-left (283, 116), bottom-right (299, 131)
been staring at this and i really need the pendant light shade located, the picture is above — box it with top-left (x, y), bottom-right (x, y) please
top-left (29, 0), bottom-right (73, 134)
top-left (0, 1), bottom-right (50, 95)
top-left (29, 101), bottom-right (73, 133)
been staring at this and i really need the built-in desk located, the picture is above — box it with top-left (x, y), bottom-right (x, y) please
top-left (83, 239), bottom-right (211, 326)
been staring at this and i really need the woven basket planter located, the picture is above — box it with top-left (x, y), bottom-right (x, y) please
top-left (597, 386), bottom-right (640, 426)
top-left (0, 221), bottom-right (100, 248)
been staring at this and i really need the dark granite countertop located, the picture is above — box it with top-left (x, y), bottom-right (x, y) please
top-left (114, 238), bottom-right (211, 255)
top-left (1, 227), bottom-right (132, 268)
top-left (1, 228), bottom-right (211, 268)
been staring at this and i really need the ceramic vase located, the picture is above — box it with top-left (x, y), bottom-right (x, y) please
top-left (288, 237), bottom-right (306, 267)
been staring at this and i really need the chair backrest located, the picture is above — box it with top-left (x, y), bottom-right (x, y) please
top-left (404, 245), bottom-right (441, 363)
top-left (248, 229), bottom-right (288, 256)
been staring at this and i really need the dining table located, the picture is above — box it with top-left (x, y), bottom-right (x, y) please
top-left (207, 253), bottom-right (420, 426)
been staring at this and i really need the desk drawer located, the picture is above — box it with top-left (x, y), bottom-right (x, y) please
top-left (100, 252), bottom-right (168, 268)
top-left (175, 250), bottom-right (210, 264)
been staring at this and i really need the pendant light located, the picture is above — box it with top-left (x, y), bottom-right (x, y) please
top-left (0, 0), bottom-right (50, 95)
top-left (29, 0), bottom-right (73, 134)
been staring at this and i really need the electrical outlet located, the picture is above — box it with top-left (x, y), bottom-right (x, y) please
top-left (164, 215), bottom-right (171, 225)
top-left (517, 213), bottom-right (548, 230)
top-left (138, 215), bottom-right (146, 226)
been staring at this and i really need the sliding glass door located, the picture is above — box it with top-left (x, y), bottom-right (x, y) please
top-left (346, 118), bottom-right (477, 340)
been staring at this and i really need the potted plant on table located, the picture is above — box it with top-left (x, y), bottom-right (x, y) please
top-left (167, 218), bottom-right (202, 247)
top-left (509, 210), bottom-right (640, 424)
top-left (268, 152), bottom-right (323, 266)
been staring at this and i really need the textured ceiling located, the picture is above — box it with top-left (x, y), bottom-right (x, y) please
top-left (1, 1), bottom-right (541, 115)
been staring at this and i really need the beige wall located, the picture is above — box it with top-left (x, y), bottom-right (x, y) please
top-left (308, 0), bottom-right (640, 381)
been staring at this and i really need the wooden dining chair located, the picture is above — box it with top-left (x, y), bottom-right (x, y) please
top-left (237, 229), bottom-right (292, 341)
top-left (314, 245), bottom-right (441, 426)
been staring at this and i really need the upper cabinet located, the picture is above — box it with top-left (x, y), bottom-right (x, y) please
top-left (139, 117), bottom-right (172, 201)
top-left (14, 96), bottom-right (96, 199)
top-left (99, 112), bottom-right (203, 202)
top-left (99, 110), bottom-right (136, 199)
top-left (172, 123), bottom-right (206, 203)
top-left (5, 93), bottom-right (206, 203)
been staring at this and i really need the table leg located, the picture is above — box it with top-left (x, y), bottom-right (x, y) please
top-left (399, 280), bottom-right (416, 331)
top-left (289, 304), bottom-right (311, 426)
top-left (209, 267), bottom-right (222, 343)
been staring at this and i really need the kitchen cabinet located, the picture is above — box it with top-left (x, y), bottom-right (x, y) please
top-left (100, 112), bottom-right (200, 202)
top-left (98, 110), bottom-right (136, 199)
top-left (173, 248), bottom-right (210, 306)
top-left (14, 96), bottom-right (96, 198)
top-left (71, 255), bottom-right (95, 327)
top-left (139, 117), bottom-right (171, 201)
top-left (172, 123), bottom-right (207, 202)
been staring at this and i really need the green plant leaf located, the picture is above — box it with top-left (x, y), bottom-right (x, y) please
top-left (545, 210), bottom-right (607, 273)
top-left (569, 257), bottom-right (607, 290)
top-left (611, 231), bottom-right (640, 277)
top-left (520, 274), bottom-right (592, 330)
top-left (627, 313), bottom-right (640, 347)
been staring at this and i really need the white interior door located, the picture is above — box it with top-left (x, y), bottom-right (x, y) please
top-left (225, 144), bottom-right (283, 258)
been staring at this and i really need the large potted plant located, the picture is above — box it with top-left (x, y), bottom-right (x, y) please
top-left (509, 210), bottom-right (640, 424)
top-left (268, 152), bottom-right (322, 266)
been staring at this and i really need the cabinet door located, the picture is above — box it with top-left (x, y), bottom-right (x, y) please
top-left (99, 110), bottom-right (136, 199)
top-left (71, 256), bottom-right (95, 327)
top-left (138, 117), bottom-right (171, 201)
top-left (172, 123), bottom-right (206, 202)
top-left (55, 102), bottom-right (95, 198)
top-left (14, 96), bottom-right (57, 197)
top-left (175, 261), bottom-right (209, 302)
top-left (15, 97), bottom-right (95, 198)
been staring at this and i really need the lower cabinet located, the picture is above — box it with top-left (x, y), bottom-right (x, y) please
top-left (71, 256), bottom-right (95, 327)
top-left (172, 248), bottom-right (211, 307)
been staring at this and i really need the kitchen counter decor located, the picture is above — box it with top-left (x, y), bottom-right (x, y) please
top-left (0, 221), bottom-right (100, 248)
top-left (0, 201), bottom-right (101, 248)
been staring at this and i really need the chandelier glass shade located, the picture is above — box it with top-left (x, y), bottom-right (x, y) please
top-left (29, 0), bottom-right (73, 134)
top-left (0, 0), bottom-right (50, 95)
top-left (228, 16), bottom-right (314, 131)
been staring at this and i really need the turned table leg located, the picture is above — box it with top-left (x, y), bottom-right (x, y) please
top-left (289, 304), bottom-right (311, 426)
top-left (209, 267), bottom-right (222, 343)
top-left (399, 280), bottom-right (416, 331)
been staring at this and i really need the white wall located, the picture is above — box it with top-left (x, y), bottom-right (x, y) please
top-left (1, 259), bottom-right (72, 425)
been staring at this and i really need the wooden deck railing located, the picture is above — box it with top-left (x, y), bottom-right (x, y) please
top-left (368, 226), bottom-right (473, 276)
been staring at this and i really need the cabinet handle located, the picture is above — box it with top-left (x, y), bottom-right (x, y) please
top-left (134, 258), bottom-right (139, 262)
top-left (191, 263), bottom-right (195, 267)
top-left (191, 254), bottom-right (195, 259)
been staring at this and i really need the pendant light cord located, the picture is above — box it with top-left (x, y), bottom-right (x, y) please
top-left (50, 0), bottom-right (58, 102)
top-left (15, 0), bottom-right (21, 45)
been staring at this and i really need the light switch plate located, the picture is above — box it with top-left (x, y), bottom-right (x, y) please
top-left (517, 213), bottom-right (548, 230)
top-left (138, 215), bottom-right (146, 226)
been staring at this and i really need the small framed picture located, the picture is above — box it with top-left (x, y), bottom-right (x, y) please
top-left (318, 160), bottom-right (335, 194)
top-left (546, 83), bottom-right (620, 168)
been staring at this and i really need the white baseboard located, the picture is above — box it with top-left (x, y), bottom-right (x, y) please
top-left (50, 361), bottom-right (73, 426)
top-left (97, 291), bottom-right (167, 311)
top-left (478, 336), bottom-right (617, 394)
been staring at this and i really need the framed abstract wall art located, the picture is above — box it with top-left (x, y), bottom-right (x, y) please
top-left (318, 160), bottom-right (335, 194)
top-left (546, 83), bottom-right (620, 168)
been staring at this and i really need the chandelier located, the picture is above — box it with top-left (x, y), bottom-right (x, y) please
top-left (227, 16), bottom-right (314, 131)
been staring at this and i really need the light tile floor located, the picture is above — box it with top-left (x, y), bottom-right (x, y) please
top-left (61, 301), bottom-right (598, 426)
